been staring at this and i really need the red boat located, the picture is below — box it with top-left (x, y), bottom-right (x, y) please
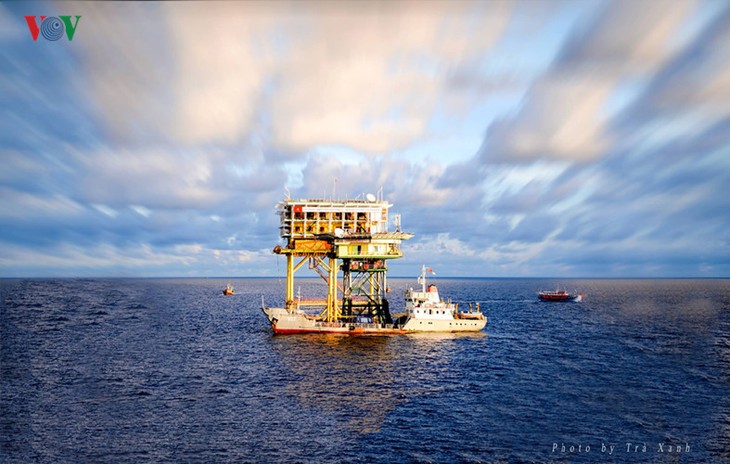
top-left (538, 289), bottom-right (583, 302)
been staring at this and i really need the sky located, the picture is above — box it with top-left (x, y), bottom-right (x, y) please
top-left (1, 0), bottom-right (729, 278)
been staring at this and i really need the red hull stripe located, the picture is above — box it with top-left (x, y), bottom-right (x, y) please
top-left (273, 327), bottom-right (407, 335)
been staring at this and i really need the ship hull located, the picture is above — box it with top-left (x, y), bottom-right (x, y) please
top-left (401, 317), bottom-right (486, 332)
top-left (538, 294), bottom-right (582, 302)
top-left (262, 306), bottom-right (486, 335)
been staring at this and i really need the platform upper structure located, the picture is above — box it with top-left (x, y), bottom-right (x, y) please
top-left (269, 196), bottom-right (413, 323)
top-left (274, 197), bottom-right (413, 259)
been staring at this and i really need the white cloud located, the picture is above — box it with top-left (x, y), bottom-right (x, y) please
top-left (559, 0), bottom-right (697, 74)
top-left (268, 1), bottom-right (511, 153)
top-left (72, 146), bottom-right (222, 209)
top-left (130, 205), bottom-right (152, 218)
top-left (489, 73), bottom-right (613, 161)
top-left (72, 2), bottom-right (176, 145)
top-left (0, 238), bottom-right (277, 277)
top-left (75, 1), bottom-right (511, 152)
top-left (92, 204), bottom-right (118, 218)
top-left (0, 242), bottom-right (190, 275)
top-left (162, 2), bottom-right (277, 145)
top-left (481, 0), bottom-right (701, 163)
top-left (0, 189), bottom-right (85, 220)
top-left (626, 6), bottom-right (730, 130)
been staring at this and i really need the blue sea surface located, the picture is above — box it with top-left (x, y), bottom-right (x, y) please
top-left (1, 278), bottom-right (729, 463)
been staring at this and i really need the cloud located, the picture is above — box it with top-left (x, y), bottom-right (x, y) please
top-left (0, 139), bottom-right (287, 261)
top-left (0, 239), bottom-right (275, 277)
top-left (71, 1), bottom-right (511, 152)
top-left (484, 73), bottom-right (614, 161)
top-left (0, 189), bottom-right (85, 221)
top-left (71, 146), bottom-right (220, 209)
top-left (267, 1), bottom-right (512, 153)
top-left (397, 0), bottom-right (730, 277)
top-left (616, 5), bottom-right (730, 136)
top-left (479, 0), bottom-right (699, 164)
top-left (65, 2), bottom-right (175, 145)
top-left (162, 2), bottom-right (277, 145)
top-left (557, 0), bottom-right (697, 74)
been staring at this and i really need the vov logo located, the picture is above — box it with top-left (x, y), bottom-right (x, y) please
top-left (24, 16), bottom-right (81, 41)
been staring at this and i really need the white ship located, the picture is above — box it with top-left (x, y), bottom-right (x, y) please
top-left (392, 265), bottom-right (487, 332)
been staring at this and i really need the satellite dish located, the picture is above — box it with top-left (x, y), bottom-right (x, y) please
top-left (334, 228), bottom-right (345, 238)
top-left (366, 193), bottom-right (376, 202)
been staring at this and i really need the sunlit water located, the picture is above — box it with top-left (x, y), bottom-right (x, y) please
top-left (1, 278), bottom-right (729, 463)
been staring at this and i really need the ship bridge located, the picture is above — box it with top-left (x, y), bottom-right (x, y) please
top-left (273, 196), bottom-right (413, 324)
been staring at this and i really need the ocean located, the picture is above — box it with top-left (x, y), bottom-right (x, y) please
top-left (1, 277), bottom-right (729, 463)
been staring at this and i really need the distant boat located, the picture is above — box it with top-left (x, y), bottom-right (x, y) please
top-left (538, 288), bottom-right (583, 302)
top-left (223, 283), bottom-right (234, 296)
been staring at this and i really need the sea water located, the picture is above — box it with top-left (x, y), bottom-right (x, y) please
top-left (1, 278), bottom-right (729, 463)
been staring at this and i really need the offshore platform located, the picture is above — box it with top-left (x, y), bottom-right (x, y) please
top-left (270, 194), bottom-right (412, 326)
top-left (262, 193), bottom-right (487, 334)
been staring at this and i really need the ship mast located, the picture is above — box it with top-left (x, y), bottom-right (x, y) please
top-left (273, 195), bottom-right (413, 324)
top-left (417, 264), bottom-right (428, 293)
